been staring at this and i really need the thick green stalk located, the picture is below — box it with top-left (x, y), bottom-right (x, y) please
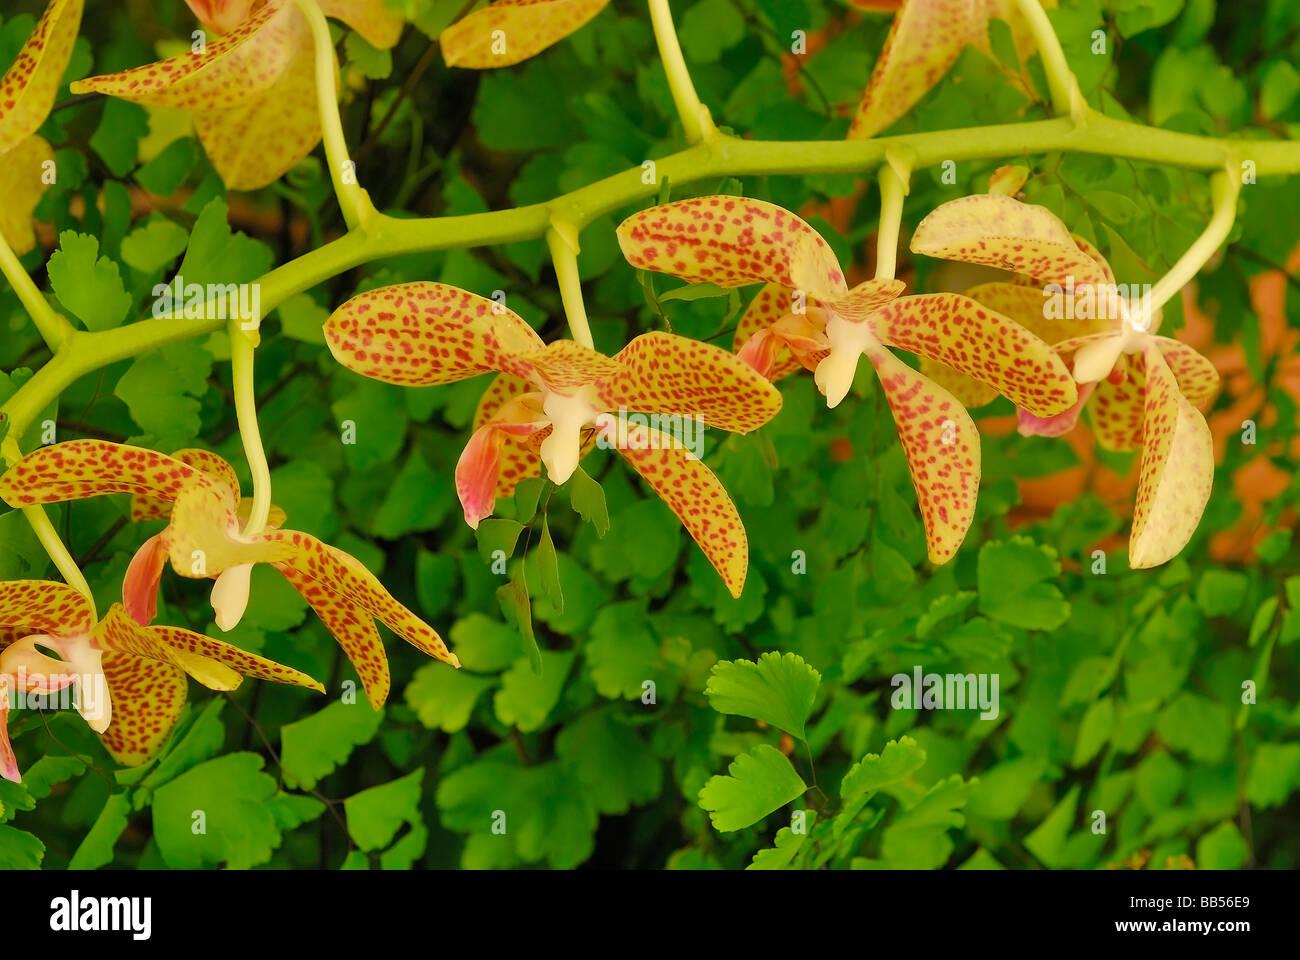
top-left (0, 229), bottom-right (72, 352)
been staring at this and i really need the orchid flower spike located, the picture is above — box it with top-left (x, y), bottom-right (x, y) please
top-left (617, 195), bottom-right (1079, 564)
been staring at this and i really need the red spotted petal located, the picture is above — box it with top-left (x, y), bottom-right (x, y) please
top-left (281, 564), bottom-right (390, 708)
top-left (1155, 336), bottom-right (1219, 409)
top-left (617, 197), bottom-right (848, 297)
top-left (94, 605), bottom-right (242, 691)
top-left (148, 621), bottom-right (324, 692)
top-left (866, 346), bottom-right (980, 564)
top-left (270, 532), bottom-right (460, 668)
top-left (503, 340), bottom-right (622, 393)
top-left (0, 580), bottom-right (94, 635)
top-left (130, 448), bottom-right (241, 522)
top-left (599, 419), bottom-right (749, 598)
top-left (0, 440), bottom-right (226, 509)
top-left (440, 0), bottom-right (610, 68)
top-left (911, 195), bottom-right (1113, 289)
top-left (97, 653), bottom-right (189, 767)
top-left (870, 292), bottom-right (1079, 416)
top-left (1130, 346), bottom-right (1214, 569)
top-left (1087, 357), bottom-right (1146, 452)
top-left (848, 0), bottom-right (984, 139)
top-left (599, 331), bottom-right (784, 433)
top-left (325, 282), bottom-right (544, 387)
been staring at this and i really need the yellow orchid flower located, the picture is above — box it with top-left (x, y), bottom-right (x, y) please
top-left (0, 579), bottom-right (322, 782)
top-left (69, 0), bottom-right (402, 190)
top-left (440, 0), bottom-right (611, 69)
top-left (0, 0), bottom-right (83, 254)
top-left (912, 193), bottom-right (1221, 568)
top-left (847, 0), bottom-right (1058, 139)
top-left (0, 440), bottom-right (459, 709)
top-left (616, 195), bottom-right (1079, 564)
top-left (323, 282), bottom-right (784, 598)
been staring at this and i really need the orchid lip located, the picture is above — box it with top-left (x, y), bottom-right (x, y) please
top-left (539, 389), bottom-right (601, 485)
top-left (815, 312), bottom-right (877, 409)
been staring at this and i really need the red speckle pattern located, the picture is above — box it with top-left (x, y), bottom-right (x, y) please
top-left (617, 196), bottom-right (847, 295)
top-left (872, 292), bottom-right (1078, 417)
top-left (97, 653), bottom-right (188, 766)
top-left (912, 194), bottom-right (1112, 289)
top-left (0, 0), bottom-right (83, 155)
top-left (1130, 345), bottom-right (1214, 569)
top-left (1086, 355), bottom-right (1146, 452)
top-left (848, 0), bottom-right (983, 139)
top-left (866, 344), bottom-right (980, 564)
top-left (600, 420), bottom-right (747, 598)
top-left (441, 0), bottom-right (610, 68)
top-left (0, 579), bottom-right (92, 635)
top-left (130, 447), bottom-right (241, 521)
top-left (1155, 335), bottom-right (1220, 409)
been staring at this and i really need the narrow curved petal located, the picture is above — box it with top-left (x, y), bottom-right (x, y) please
top-left (825, 278), bottom-right (905, 321)
top-left (848, 0), bottom-right (984, 139)
top-left (871, 292), bottom-right (1079, 416)
top-left (319, 0), bottom-right (404, 48)
top-left (441, 0), bottom-right (610, 68)
top-left (457, 405), bottom-right (547, 529)
top-left (270, 533), bottom-right (461, 667)
top-left (866, 346), bottom-right (981, 564)
top-left (1130, 346), bottom-right (1214, 569)
top-left (598, 418), bottom-right (748, 598)
top-left (282, 565), bottom-right (390, 708)
top-left (0, 135), bottom-right (54, 254)
top-left (598, 331), bottom-right (784, 433)
top-left (149, 622), bottom-right (324, 692)
top-left (131, 448), bottom-right (241, 522)
top-left (0, 440), bottom-right (227, 509)
top-left (0, 0), bottom-right (84, 153)
top-left (70, 0), bottom-right (295, 110)
top-left (911, 195), bottom-right (1112, 289)
top-left (325, 282), bottom-right (544, 386)
top-left (0, 580), bottom-right (94, 635)
top-left (95, 604), bottom-right (242, 691)
top-left (123, 534), bottom-right (169, 626)
top-left (473, 375), bottom-right (546, 498)
top-left (617, 197), bottom-right (848, 297)
top-left (1017, 381), bottom-right (1095, 437)
top-left (97, 653), bottom-right (188, 767)
top-left (193, 32), bottom-right (321, 190)
top-left (965, 280), bottom-right (1116, 345)
top-left (1155, 337), bottom-right (1219, 409)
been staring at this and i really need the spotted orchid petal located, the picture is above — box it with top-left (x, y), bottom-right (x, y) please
top-left (1087, 360), bottom-right (1146, 452)
top-left (148, 620), bottom-right (324, 692)
top-left (0, 580), bottom-right (94, 636)
top-left (1130, 345), bottom-right (1214, 569)
top-left (130, 448), bottom-right (241, 521)
top-left (95, 604), bottom-right (241, 692)
top-left (595, 418), bottom-right (748, 598)
top-left (325, 282), bottom-right (545, 387)
top-left (281, 566), bottom-right (391, 708)
top-left (965, 280), bottom-right (1117, 346)
top-left (599, 332), bottom-right (785, 433)
top-left (871, 292), bottom-right (1079, 417)
top-left (441, 0), bottom-right (610, 68)
top-left (1155, 337), bottom-right (1219, 409)
top-left (165, 483), bottom-right (297, 581)
top-left (911, 194), bottom-right (1113, 289)
top-left (457, 394), bottom-right (548, 528)
top-left (268, 532), bottom-right (461, 668)
top-left (848, 0), bottom-right (984, 139)
top-left (1017, 381), bottom-right (1095, 437)
top-left (616, 197), bottom-right (848, 298)
top-left (96, 654), bottom-right (188, 767)
top-left (0, 440), bottom-right (229, 510)
top-left (865, 345), bottom-right (981, 564)
top-left (0, 134), bottom-right (54, 254)
top-left (504, 340), bottom-right (622, 393)
top-left (0, 0), bottom-right (84, 155)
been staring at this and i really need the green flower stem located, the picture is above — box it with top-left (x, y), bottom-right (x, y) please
top-left (23, 503), bottom-right (96, 615)
top-left (0, 228), bottom-right (73, 352)
top-left (1, 118), bottom-right (1297, 455)
top-left (1136, 169), bottom-right (1242, 329)
top-left (547, 227), bottom-right (595, 348)
top-left (1012, 0), bottom-right (1077, 117)
top-left (293, 0), bottom-right (374, 230)
top-left (647, 0), bottom-right (717, 144)
top-left (230, 322), bottom-right (273, 536)
top-left (875, 157), bottom-right (912, 281)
